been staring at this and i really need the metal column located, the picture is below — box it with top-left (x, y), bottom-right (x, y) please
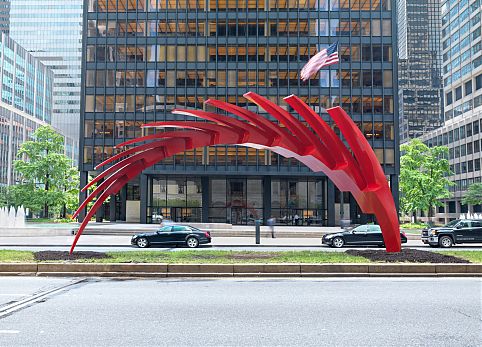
top-left (327, 180), bottom-right (336, 226)
top-left (202, 176), bottom-right (209, 223)
top-left (139, 174), bottom-right (148, 224)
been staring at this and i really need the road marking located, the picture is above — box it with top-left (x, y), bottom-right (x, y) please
top-left (0, 279), bottom-right (86, 319)
top-left (0, 330), bottom-right (19, 334)
top-left (0, 294), bottom-right (27, 296)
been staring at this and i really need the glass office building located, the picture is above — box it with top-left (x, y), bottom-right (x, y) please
top-left (81, 0), bottom-right (399, 226)
top-left (9, 0), bottom-right (83, 162)
top-left (418, 0), bottom-right (482, 222)
top-left (0, 0), bottom-right (9, 34)
top-left (0, 33), bottom-right (55, 185)
top-left (397, 0), bottom-right (443, 142)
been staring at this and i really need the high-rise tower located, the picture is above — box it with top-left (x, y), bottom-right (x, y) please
top-left (81, 0), bottom-right (399, 225)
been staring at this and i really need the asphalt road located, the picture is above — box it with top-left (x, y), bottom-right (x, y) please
top-left (2, 239), bottom-right (482, 253)
top-left (0, 277), bottom-right (481, 346)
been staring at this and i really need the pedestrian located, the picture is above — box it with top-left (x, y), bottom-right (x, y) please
top-left (294, 213), bottom-right (300, 226)
top-left (159, 213), bottom-right (164, 225)
top-left (267, 217), bottom-right (276, 238)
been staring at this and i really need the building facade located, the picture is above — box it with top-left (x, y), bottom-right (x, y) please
top-left (0, 33), bottom-right (55, 185)
top-left (0, 0), bottom-right (9, 34)
top-left (419, 0), bottom-right (482, 222)
top-left (81, 0), bottom-right (399, 226)
top-left (9, 0), bottom-right (83, 162)
top-left (397, 0), bottom-right (443, 142)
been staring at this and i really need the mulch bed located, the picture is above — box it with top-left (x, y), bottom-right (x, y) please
top-left (346, 249), bottom-right (469, 263)
top-left (34, 251), bottom-right (109, 261)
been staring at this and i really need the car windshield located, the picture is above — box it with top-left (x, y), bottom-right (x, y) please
top-left (444, 220), bottom-right (460, 227)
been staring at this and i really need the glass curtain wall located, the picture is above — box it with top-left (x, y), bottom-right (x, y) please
top-left (149, 177), bottom-right (203, 223)
top-left (209, 178), bottom-right (263, 224)
top-left (271, 179), bottom-right (326, 225)
top-left (83, 0), bottom-right (397, 172)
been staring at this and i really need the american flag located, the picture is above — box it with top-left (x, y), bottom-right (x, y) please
top-left (300, 42), bottom-right (339, 81)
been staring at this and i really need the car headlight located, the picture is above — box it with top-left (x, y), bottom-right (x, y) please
top-left (325, 235), bottom-right (334, 239)
top-left (430, 230), bottom-right (437, 236)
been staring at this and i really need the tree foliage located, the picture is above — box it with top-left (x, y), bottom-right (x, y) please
top-left (399, 139), bottom-right (453, 218)
top-left (462, 183), bottom-right (482, 206)
top-left (9, 126), bottom-right (79, 217)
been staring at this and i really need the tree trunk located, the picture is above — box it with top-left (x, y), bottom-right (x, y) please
top-left (428, 204), bottom-right (434, 223)
top-left (44, 173), bottom-right (49, 218)
top-left (412, 211), bottom-right (417, 224)
top-left (61, 204), bottom-right (66, 218)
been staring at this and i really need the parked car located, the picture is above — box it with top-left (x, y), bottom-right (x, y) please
top-left (131, 225), bottom-right (211, 248)
top-left (421, 219), bottom-right (482, 248)
top-left (322, 224), bottom-right (408, 248)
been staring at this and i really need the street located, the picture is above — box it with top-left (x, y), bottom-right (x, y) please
top-left (0, 277), bottom-right (481, 346)
top-left (1, 236), bottom-right (482, 252)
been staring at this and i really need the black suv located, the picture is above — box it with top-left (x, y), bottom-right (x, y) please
top-left (421, 219), bottom-right (482, 248)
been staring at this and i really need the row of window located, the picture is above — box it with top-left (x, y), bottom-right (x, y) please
top-left (450, 176), bottom-right (482, 193)
top-left (83, 145), bottom-right (395, 166)
top-left (450, 158), bottom-right (481, 175)
top-left (147, 177), bottom-right (330, 225)
top-left (443, 24), bottom-right (481, 53)
top-left (85, 94), bottom-right (395, 114)
top-left (87, 19), bottom-right (392, 38)
top-left (443, 42), bottom-right (481, 74)
top-left (86, 44), bottom-right (393, 63)
top-left (442, 0), bottom-right (479, 26)
top-left (85, 69), bottom-right (393, 88)
top-left (448, 139), bottom-right (482, 159)
top-left (84, 119), bottom-right (395, 141)
top-left (426, 119), bottom-right (482, 147)
top-left (88, 0), bottom-right (392, 12)
top-left (446, 95), bottom-right (482, 120)
top-left (446, 73), bottom-right (482, 106)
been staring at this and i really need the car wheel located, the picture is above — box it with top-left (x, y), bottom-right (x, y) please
top-left (136, 237), bottom-right (149, 248)
top-left (439, 236), bottom-right (453, 248)
top-left (186, 237), bottom-right (199, 248)
top-left (332, 237), bottom-right (344, 248)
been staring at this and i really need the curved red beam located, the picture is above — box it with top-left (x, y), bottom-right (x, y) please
top-left (72, 93), bottom-right (400, 253)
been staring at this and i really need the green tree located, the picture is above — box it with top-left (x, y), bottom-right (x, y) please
top-left (10, 125), bottom-right (79, 218)
top-left (0, 186), bottom-right (12, 207)
top-left (462, 183), bottom-right (482, 206)
top-left (400, 139), bottom-right (453, 221)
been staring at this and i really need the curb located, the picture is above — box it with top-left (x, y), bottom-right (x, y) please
top-left (1, 263), bottom-right (481, 277)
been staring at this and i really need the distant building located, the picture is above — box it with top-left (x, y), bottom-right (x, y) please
top-left (9, 0), bottom-right (83, 162)
top-left (0, 0), bottom-right (9, 34)
top-left (0, 33), bottom-right (55, 185)
top-left (418, 0), bottom-right (482, 222)
top-left (397, 0), bottom-right (444, 143)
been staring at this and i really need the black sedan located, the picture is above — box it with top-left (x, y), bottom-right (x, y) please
top-left (131, 225), bottom-right (211, 248)
top-left (322, 224), bottom-right (408, 248)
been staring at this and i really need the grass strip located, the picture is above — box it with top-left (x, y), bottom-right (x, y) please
top-left (0, 250), bottom-right (368, 264)
top-left (0, 250), bottom-right (35, 263)
top-left (3, 250), bottom-right (480, 264)
top-left (400, 223), bottom-right (430, 230)
top-left (89, 250), bottom-right (369, 264)
top-left (438, 251), bottom-right (482, 263)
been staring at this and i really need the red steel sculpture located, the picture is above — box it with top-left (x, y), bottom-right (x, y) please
top-left (72, 92), bottom-right (400, 253)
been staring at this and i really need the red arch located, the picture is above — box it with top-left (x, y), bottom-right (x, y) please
top-left (72, 93), bottom-right (400, 253)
